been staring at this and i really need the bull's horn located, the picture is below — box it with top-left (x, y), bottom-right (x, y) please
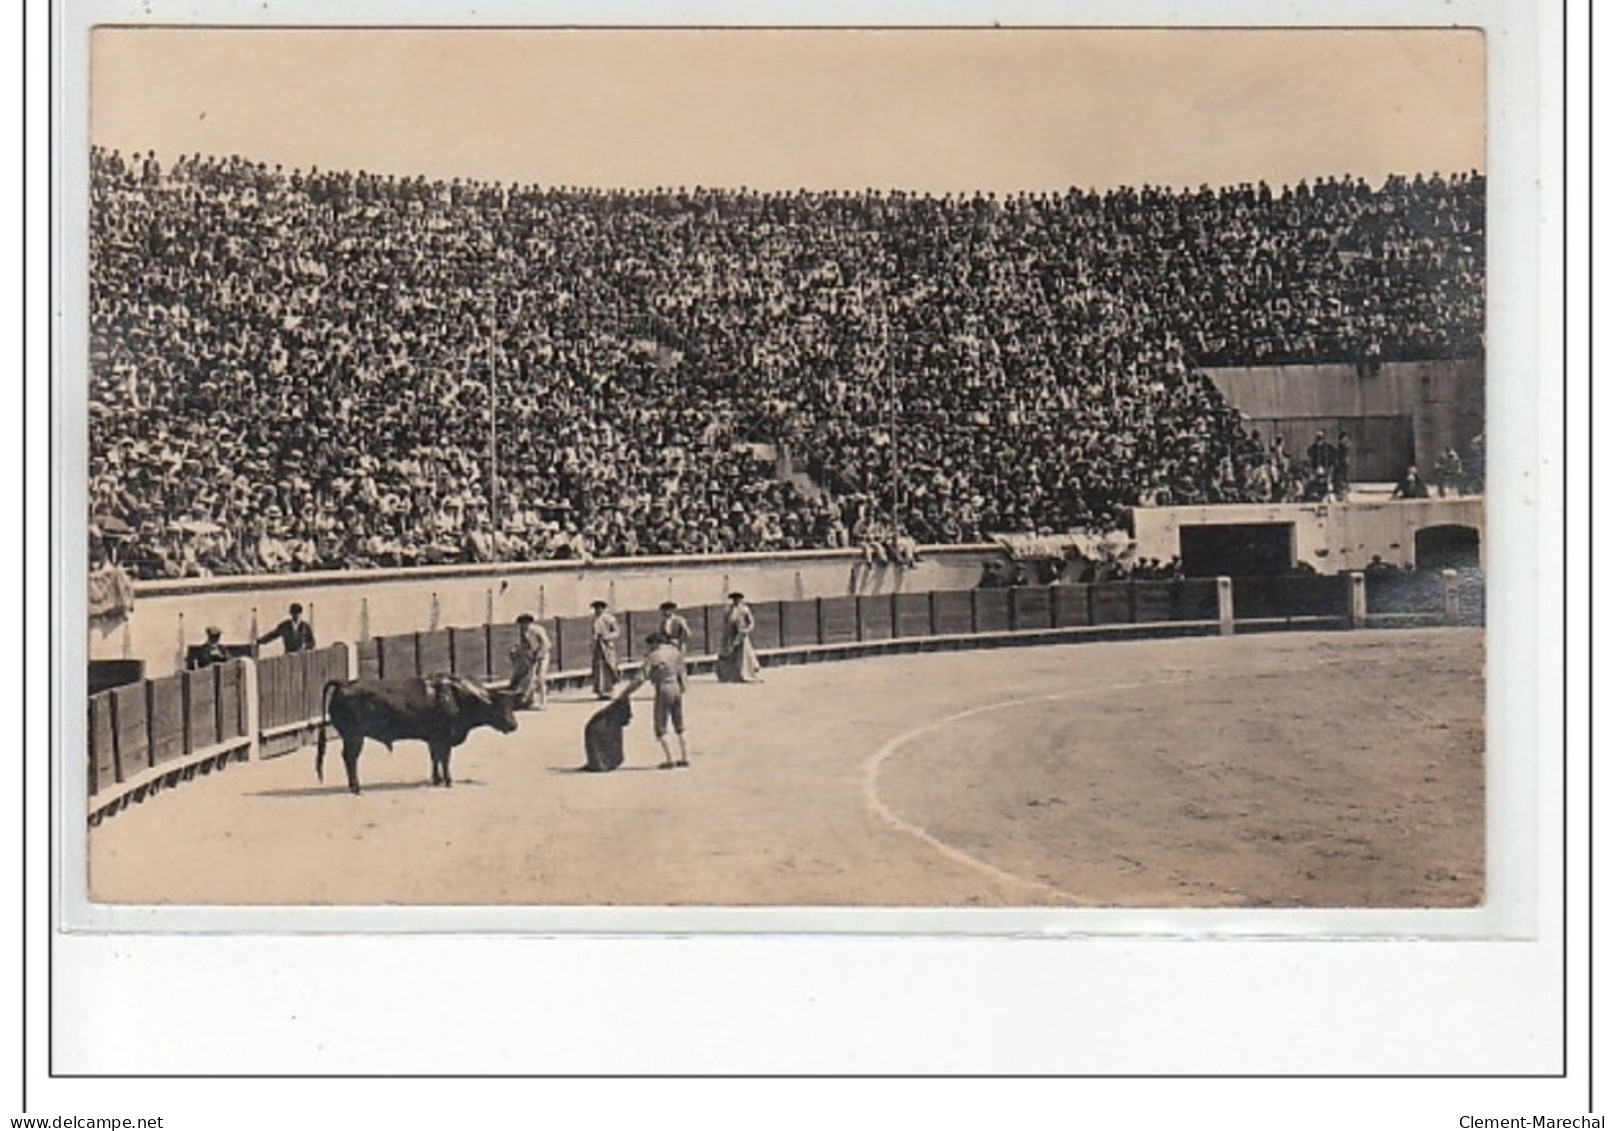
top-left (456, 677), bottom-right (492, 703)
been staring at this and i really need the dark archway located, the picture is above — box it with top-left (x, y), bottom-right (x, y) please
top-left (1414, 524), bottom-right (1481, 570)
top-left (1178, 522), bottom-right (1295, 577)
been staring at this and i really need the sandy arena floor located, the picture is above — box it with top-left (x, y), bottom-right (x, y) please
top-left (87, 628), bottom-right (1485, 908)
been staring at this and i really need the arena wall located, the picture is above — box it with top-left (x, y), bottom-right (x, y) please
top-left (90, 546), bottom-right (1001, 677)
top-left (85, 569), bottom-right (1480, 823)
top-left (1204, 358), bottom-right (1485, 481)
top-left (1130, 497), bottom-right (1485, 575)
top-left (92, 496), bottom-right (1488, 677)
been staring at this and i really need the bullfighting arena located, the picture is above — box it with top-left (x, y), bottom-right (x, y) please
top-left (88, 628), bottom-right (1485, 908)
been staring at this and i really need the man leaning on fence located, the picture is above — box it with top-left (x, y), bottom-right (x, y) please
top-left (258, 602), bottom-right (316, 654)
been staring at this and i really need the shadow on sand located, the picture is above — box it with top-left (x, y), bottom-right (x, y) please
top-left (252, 778), bottom-right (487, 799)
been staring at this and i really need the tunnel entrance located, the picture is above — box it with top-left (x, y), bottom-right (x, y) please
top-left (1178, 523), bottom-right (1295, 578)
top-left (1414, 524), bottom-right (1481, 570)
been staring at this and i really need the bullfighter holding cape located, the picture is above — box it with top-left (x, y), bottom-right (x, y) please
top-left (715, 591), bottom-right (763, 683)
top-left (589, 599), bottom-right (620, 698)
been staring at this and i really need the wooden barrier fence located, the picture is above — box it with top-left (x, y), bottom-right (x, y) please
top-left (86, 659), bottom-right (254, 823)
top-left (86, 572), bottom-right (1477, 822)
top-left (257, 644), bottom-right (352, 758)
top-left (353, 581), bottom-right (1232, 685)
top-left (337, 570), bottom-right (1478, 689)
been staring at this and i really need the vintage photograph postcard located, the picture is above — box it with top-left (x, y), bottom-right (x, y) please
top-left (74, 24), bottom-right (1502, 919)
top-left (40, 0), bottom-right (1584, 1099)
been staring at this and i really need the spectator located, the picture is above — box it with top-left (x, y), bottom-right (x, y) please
top-left (891, 527), bottom-right (921, 569)
top-left (88, 150), bottom-right (1484, 572)
top-left (1391, 466), bottom-right (1430, 500)
top-left (190, 626), bottom-right (232, 669)
top-left (1331, 433), bottom-right (1353, 500)
top-left (1434, 447), bottom-right (1465, 497)
top-left (257, 602), bottom-right (315, 653)
top-left (1306, 431), bottom-right (1333, 480)
top-left (1466, 431), bottom-right (1486, 494)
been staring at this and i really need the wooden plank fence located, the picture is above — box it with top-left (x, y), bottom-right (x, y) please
top-left (88, 573), bottom-right (1472, 822)
top-left (87, 659), bottom-right (253, 822)
top-left (258, 644), bottom-right (351, 758)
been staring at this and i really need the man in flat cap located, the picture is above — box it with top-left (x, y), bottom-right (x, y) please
top-left (193, 625), bottom-right (231, 669)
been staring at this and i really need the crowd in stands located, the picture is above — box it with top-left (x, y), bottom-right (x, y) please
top-left (978, 552), bottom-right (1185, 589)
top-left (88, 147), bottom-right (1485, 579)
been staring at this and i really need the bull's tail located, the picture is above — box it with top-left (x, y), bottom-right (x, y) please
top-left (316, 679), bottom-right (343, 783)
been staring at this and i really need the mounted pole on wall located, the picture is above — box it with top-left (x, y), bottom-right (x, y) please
top-left (487, 294), bottom-right (499, 559)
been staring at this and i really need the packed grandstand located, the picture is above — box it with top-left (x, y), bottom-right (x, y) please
top-left (88, 148), bottom-right (1485, 579)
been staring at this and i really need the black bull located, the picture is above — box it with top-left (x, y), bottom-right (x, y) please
top-left (317, 677), bottom-right (520, 794)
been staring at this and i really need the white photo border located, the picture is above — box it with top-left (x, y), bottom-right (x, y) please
top-left (35, 0), bottom-right (1580, 1087)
